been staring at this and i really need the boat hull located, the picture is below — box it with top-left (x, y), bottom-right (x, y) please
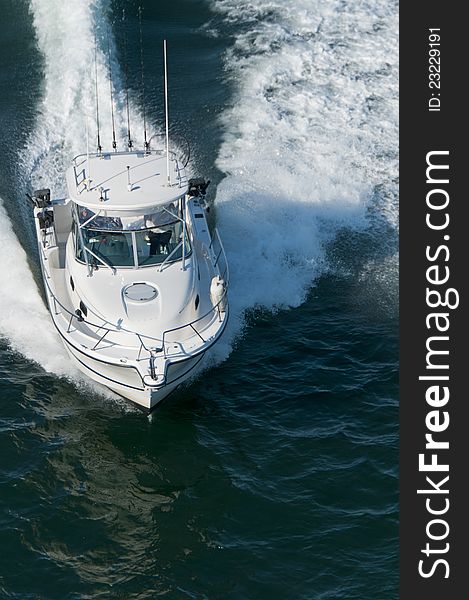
top-left (62, 336), bottom-right (207, 410)
top-left (31, 161), bottom-right (229, 413)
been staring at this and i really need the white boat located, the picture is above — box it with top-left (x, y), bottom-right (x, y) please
top-left (29, 146), bottom-right (229, 410)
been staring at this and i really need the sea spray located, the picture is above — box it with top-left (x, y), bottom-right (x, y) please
top-left (1, 0), bottom-right (398, 380)
top-left (209, 0), bottom-right (398, 323)
top-left (0, 198), bottom-right (73, 374)
top-left (0, 0), bottom-right (142, 387)
top-left (0, 198), bottom-right (123, 405)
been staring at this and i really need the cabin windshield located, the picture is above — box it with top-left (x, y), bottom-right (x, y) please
top-left (73, 202), bottom-right (191, 268)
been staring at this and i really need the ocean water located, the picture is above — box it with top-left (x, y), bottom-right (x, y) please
top-left (0, 0), bottom-right (398, 598)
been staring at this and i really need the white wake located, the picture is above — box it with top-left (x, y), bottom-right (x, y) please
top-left (0, 0), bottom-right (398, 380)
top-left (209, 0), bottom-right (398, 327)
top-left (0, 0), bottom-right (143, 388)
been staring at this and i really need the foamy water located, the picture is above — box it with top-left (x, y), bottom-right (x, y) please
top-left (0, 4), bottom-right (398, 595)
top-left (0, 0), bottom-right (142, 389)
top-left (209, 0), bottom-right (398, 321)
top-left (24, 0), bottom-right (145, 194)
top-left (0, 199), bottom-right (73, 374)
top-left (0, 0), bottom-right (398, 377)
top-left (0, 196), bottom-right (125, 404)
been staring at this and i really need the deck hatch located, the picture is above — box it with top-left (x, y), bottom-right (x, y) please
top-left (124, 282), bottom-right (158, 302)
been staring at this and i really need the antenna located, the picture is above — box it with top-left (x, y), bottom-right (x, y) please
top-left (138, 5), bottom-right (149, 152)
top-left (122, 9), bottom-right (133, 149)
top-left (85, 115), bottom-right (91, 187)
top-left (164, 39), bottom-right (170, 185)
top-left (107, 39), bottom-right (117, 150)
top-left (94, 30), bottom-right (102, 154)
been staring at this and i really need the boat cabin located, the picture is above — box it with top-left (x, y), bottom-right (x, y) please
top-left (66, 150), bottom-right (191, 272)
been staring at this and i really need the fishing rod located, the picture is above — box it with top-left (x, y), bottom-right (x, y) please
top-left (164, 39), bottom-right (170, 185)
top-left (138, 5), bottom-right (149, 152)
top-left (122, 8), bottom-right (133, 149)
top-left (94, 30), bottom-right (102, 154)
top-left (107, 38), bottom-right (117, 150)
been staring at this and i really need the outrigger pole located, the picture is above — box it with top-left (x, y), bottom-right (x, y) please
top-left (164, 39), bottom-right (171, 185)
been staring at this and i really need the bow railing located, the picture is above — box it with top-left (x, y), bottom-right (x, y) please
top-left (39, 226), bottom-right (229, 362)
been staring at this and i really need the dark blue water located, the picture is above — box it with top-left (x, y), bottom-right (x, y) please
top-left (0, 1), bottom-right (398, 598)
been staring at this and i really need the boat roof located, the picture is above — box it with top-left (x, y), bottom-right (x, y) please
top-left (66, 150), bottom-right (188, 213)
